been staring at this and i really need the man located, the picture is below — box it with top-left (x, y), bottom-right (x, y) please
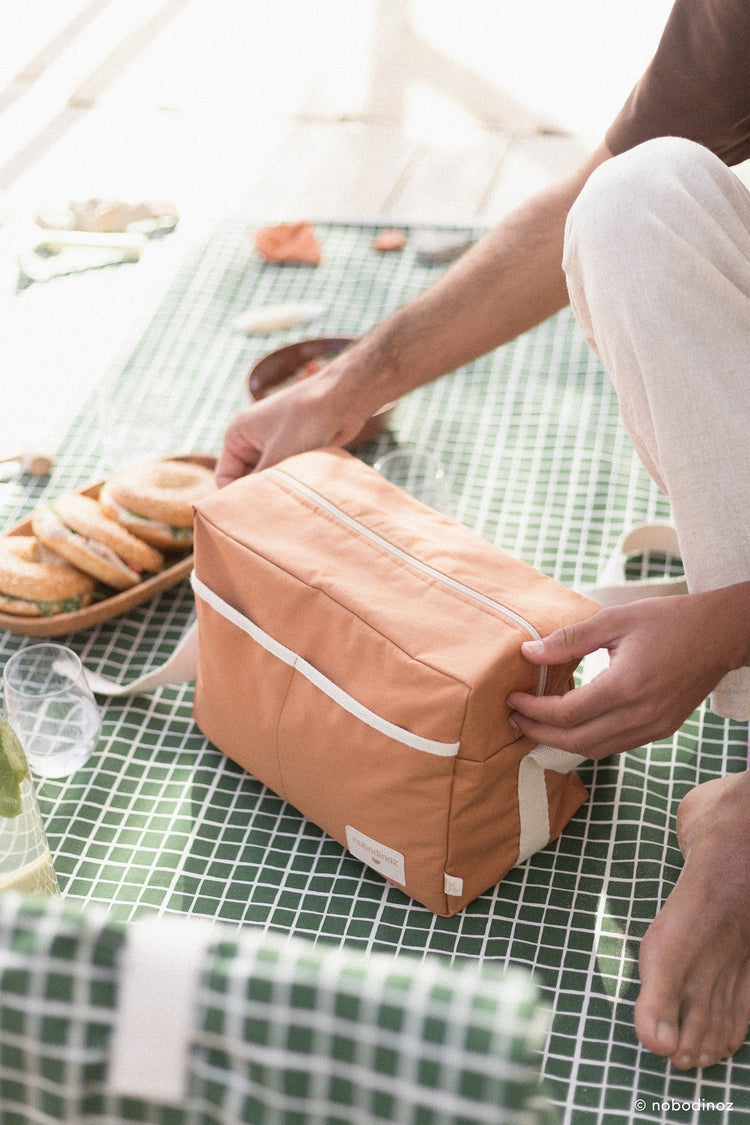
top-left (216, 0), bottom-right (750, 1070)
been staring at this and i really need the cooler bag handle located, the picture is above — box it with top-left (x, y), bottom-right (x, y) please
top-left (583, 522), bottom-right (686, 606)
top-left (85, 618), bottom-right (199, 696)
top-left (576, 522), bottom-right (685, 684)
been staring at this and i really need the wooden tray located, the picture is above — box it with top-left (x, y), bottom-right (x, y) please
top-left (0, 453), bottom-right (215, 638)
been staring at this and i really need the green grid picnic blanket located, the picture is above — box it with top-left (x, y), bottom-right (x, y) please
top-left (0, 896), bottom-right (552, 1125)
top-left (1, 221), bottom-right (749, 1124)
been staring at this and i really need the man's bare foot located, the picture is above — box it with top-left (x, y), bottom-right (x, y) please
top-left (634, 771), bottom-right (750, 1068)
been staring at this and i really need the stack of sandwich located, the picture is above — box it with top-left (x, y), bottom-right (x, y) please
top-left (0, 459), bottom-right (216, 619)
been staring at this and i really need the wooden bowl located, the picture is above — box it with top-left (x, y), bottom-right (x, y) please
top-left (246, 337), bottom-right (394, 449)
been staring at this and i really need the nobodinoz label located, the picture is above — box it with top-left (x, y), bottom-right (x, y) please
top-left (345, 826), bottom-right (406, 886)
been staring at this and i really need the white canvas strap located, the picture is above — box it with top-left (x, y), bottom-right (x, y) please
top-left (107, 914), bottom-right (215, 1103)
top-left (85, 618), bottom-right (199, 697)
top-left (89, 576), bottom-right (461, 756)
top-left (190, 573), bottom-right (461, 758)
top-left (575, 522), bottom-right (685, 684)
top-left (516, 743), bottom-right (585, 864)
top-left (583, 522), bottom-right (686, 607)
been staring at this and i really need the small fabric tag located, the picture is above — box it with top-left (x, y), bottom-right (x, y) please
top-left (346, 826), bottom-right (406, 886)
top-left (108, 914), bottom-right (214, 1103)
top-left (444, 874), bottom-right (464, 897)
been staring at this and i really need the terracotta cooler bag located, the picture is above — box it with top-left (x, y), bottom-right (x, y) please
top-left (191, 448), bottom-right (599, 916)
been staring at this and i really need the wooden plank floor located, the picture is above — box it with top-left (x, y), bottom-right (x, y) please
top-left (0, 0), bottom-right (661, 461)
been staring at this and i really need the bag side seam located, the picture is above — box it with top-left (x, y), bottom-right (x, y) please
top-left (273, 659), bottom-right (297, 803)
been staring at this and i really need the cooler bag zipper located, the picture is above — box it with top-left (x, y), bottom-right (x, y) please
top-left (267, 467), bottom-right (548, 696)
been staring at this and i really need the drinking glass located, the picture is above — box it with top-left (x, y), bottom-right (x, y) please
top-left (3, 643), bottom-right (102, 778)
top-left (373, 449), bottom-right (453, 515)
top-left (97, 382), bottom-right (178, 470)
top-left (0, 714), bottom-right (59, 896)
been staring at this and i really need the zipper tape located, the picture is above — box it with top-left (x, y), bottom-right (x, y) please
top-left (268, 468), bottom-right (548, 696)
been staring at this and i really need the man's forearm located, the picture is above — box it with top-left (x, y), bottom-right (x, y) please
top-left (332, 141), bottom-right (613, 418)
top-left (704, 580), bottom-right (750, 672)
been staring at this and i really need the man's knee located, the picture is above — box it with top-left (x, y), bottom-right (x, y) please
top-left (564, 137), bottom-right (735, 273)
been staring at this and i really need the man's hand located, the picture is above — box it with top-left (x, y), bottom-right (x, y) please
top-left (215, 366), bottom-right (368, 487)
top-left (507, 587), bottom-right (750, 759)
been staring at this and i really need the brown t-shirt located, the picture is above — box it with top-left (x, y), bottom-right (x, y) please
top-left (606, 0), bottom-right (750, 165)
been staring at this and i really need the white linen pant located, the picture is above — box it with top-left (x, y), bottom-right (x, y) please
top-left (563, 136), bottom-right (750, 720)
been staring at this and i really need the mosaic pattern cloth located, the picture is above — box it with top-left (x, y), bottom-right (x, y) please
top-left (0, 896), bottom-right (552, 1124)
top-left (0, 222), bottom-right (748, 1125)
